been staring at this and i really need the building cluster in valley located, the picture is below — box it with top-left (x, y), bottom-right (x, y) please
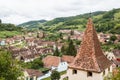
top-left (1, 18), bottom-right (120, 80)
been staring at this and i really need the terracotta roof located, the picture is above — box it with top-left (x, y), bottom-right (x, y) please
top-left (61, 55), bottom-right (74, 63)
top-left (113, 49), bottom-right (120, 58)
top-left (69, 18), bottom-right (112, 73)
top-left (25, 69), bottom-right (43, 77)
top-left (112, 59), bottom-right (120, 65)
top-left (42, 55), bottom-right (60, 68)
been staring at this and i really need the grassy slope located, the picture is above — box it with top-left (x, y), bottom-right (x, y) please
top-left (0, 31), bottom-right (21, 38)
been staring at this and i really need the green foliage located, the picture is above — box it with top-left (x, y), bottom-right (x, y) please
top-left (0, 19), bottom-right (2, 24)
top-left (0, 23), bottom-right (22, 31)
top-left (18, 20), bottom-right (46, 29)
top-left (74, 39), bottom-right (81, 45)
top-left (114, 43), bottom-right (120, 50)
top-left (66, 40), bottom-right (77, 56)
top-left (30, 59), bottom-right (43, 69)
top-left (61, 39), bottom-right (77, 56)
top-left (0, 31), bottom-right (21, 38)
top-left (110, 24), bottom-right (120, 34)
top-left (70, 30), bottom-right (74, 35)
top-left (111, 68), bottom-right (120, 80)
top-left (59, 33), bottom-right (63, 39)
top-left (61, 45), bottom-right (66, 55)
top-left (20, 58), bottom-right (43, 69)
top-left (110, 35), bottom-right (117, 42)
top-left (53, 47), bottom-right (60, 56)
top-left (44, 33), bottom-right (60, 41)
top-left (0, 49), bottom-right (22, 80)
top-left (0, 22), bottom-right (22, 38)
top-left (51, 71), bottom-right (60, 80)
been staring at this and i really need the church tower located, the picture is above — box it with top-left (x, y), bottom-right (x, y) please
top-left (67, 18), bottom-right (112, 80)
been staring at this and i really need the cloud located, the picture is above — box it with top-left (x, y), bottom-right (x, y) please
top-left (0, 0), bottom-right (120, 24)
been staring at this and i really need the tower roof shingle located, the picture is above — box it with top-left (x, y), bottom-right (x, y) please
top-left (69, 18), bottom-right (112, 73)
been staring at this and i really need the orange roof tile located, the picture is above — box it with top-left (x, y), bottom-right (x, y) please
top-left (42, 55), bottom-right (60, 68)
top-left (62, 55), bottom-right (74, 64)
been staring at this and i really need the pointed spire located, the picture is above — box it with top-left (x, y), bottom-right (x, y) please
top-left (69, 18), bottom-right (112, 72)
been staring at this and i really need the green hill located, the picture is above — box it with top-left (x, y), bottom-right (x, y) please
top-left (18, 8), bottom-right (120, 34)
top-left (18, 20), bottom-right (47, 29)
top-left (0, 23), bottom-right (22, 38)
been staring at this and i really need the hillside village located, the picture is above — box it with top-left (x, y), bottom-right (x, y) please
top-left (1, 16), bottom-right (120, 80)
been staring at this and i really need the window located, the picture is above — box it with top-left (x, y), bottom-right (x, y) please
top-left (73, 69), bottom-right (77, 74)
top-left (87, 71), bottom-right (92, 77)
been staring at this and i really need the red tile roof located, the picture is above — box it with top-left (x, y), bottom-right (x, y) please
top-left (42, 55), bottom-right (60, 68)
top-left (69, 18), bottom-right (112, 73)
top-left (25, 69), bottom-right (43, 77)
top-left (62, 55), bottom-right (74, 64)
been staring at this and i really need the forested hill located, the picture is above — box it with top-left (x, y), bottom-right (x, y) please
top-left (18, 20), bottom-right (47, 29)
top-left (0, 21), bottom-right (22, 38)
top-left (19, 8), bottom-right (120, 34)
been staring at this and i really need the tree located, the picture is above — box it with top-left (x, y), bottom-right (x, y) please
top-left (51, 71), bottom-right (60, 80)
top-left (70, 30), bottom-right (74, 35)
top-left (111, 68), bottom-right (120, 80)
top-left (0, 49), bottom-right (22, 80)
top-left (31, 59), bottom-right (43, 69)
top-left (59, 32), bottom-right (63, 39)
top-left (61, 45), bottom-right (66, 55)
top-left (114, 43), bottom-right (120, 50)
top-left (53, 47), bottom-right (60, 56)
top-left (67, 36), bottom-right (71, 42)
top-left (66, 40), bottom-right (77, 56)
top-left (0, 19), bottom-right (2, 24)
top-left (110, 35), bottom-right (117, 43)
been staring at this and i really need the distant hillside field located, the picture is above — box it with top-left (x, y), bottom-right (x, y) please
top-left (0, 23), bottom-right (22, 38)
top-left (18, 8), bottom-right (120, 34)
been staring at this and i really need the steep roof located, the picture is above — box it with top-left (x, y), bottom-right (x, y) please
top-left (25, 69), bottom-right (43, 77)
top-left (42, 55), bottom-right (60, 68)
top-left (69, 18), bottom-right (112, 73)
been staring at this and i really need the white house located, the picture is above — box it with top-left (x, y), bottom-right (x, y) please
top-left (38, 55), bottom-right (74, 80)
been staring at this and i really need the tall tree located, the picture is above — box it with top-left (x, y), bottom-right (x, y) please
top-left (66, 40), bottom-right (77, 56)
top-left (0, 49), bottom-right (22, 80)
top-left (61, 45), bottom-right (66, 55)
top-left (0, 19), bottom-right (2, 24)
top-left (59, 32), bottom-right (63, 39)
top-left (70, 30), bottom-right (74, 35)
top-left (51, 71), bottom-right (60, 80)
top-left (53, 47), bottom-right (60, 56)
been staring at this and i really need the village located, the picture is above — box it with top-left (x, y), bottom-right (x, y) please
top-left (0, 18), bottom-right (120, 80)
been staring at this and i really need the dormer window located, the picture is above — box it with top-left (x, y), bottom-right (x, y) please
top-left (73, 69), bottom-right (77, 74)
top-left (87, 71), bottom-right (92, 77)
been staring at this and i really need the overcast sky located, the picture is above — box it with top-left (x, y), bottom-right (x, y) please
top-left (0, 0), bottom-right (120, 24)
